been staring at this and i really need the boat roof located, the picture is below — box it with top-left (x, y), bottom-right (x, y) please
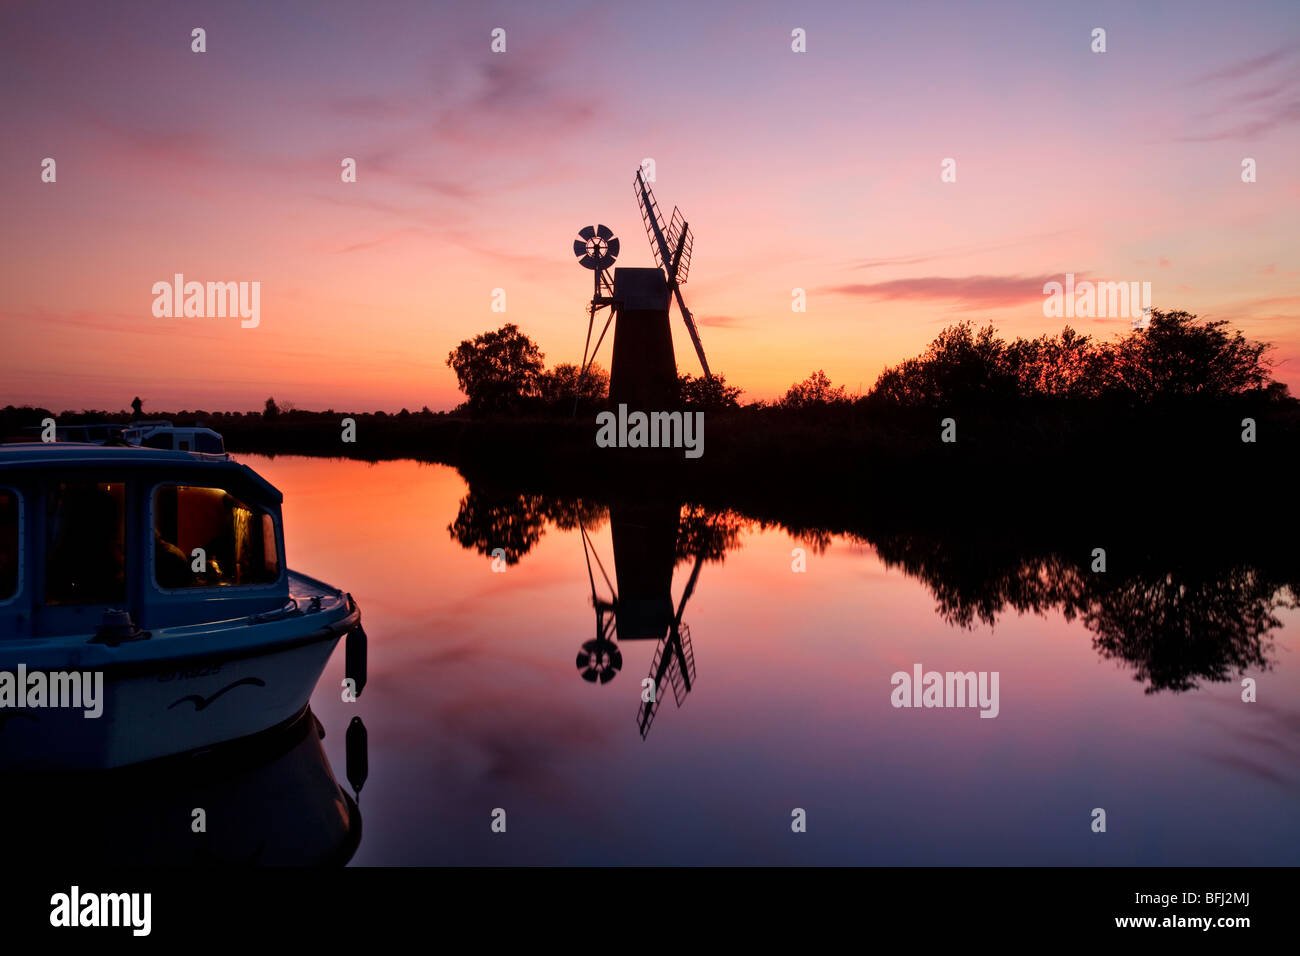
top-left (0, 443), bottom-right (281, 502)
top-left (21, 423), bottom-right (124, 431)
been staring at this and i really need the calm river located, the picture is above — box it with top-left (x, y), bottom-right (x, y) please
top-left (235, 455), bottom-right (1300, 866)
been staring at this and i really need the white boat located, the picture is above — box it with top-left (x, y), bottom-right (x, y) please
top-left (122, 420), bottom-right (226, 455)
top-left (0, 443), bottom-right (364, 770)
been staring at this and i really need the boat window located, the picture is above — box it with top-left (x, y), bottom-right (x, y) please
top-left (1, 489), bottom-right (18, 601)
top-left (194, 433), bottom-right (224, 454)
top-left (142, 433), bottom-right (172, 450)
top-left (45, 482), bottom-right (126, 605)
top-left (153, 485), bottom-right (279, 589)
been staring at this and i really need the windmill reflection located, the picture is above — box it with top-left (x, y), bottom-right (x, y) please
top-left (445, 486), bottom-right (742, 735)
top-left (578, 503), bottom-right (696, 737)
top-left (577, 501), bottom-right (744, 738)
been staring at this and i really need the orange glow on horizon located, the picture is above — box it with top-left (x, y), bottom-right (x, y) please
top-left (2, 2), bottom-right (1297, 412)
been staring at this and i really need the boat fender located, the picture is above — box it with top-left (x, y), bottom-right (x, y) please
top-left (346, 715), bottom-right (368, 800)
top-left (346, 624), bottom-right (367, 699)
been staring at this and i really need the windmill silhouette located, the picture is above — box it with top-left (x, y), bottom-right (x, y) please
top-left (575, 504), bottom-right (700, 740)
top-left (574, 167), bottom-right (714, 410)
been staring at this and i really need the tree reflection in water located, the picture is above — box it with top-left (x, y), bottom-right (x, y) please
top-left (446, 489), bottom-right (607, 566)
top-left (448, 485), bottom-right (1297, 696)
top-left (871, 534), bottom-right (1296, 694)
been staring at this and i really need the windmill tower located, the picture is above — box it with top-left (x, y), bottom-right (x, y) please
top-left (574, 167), bottom-right (714, 410)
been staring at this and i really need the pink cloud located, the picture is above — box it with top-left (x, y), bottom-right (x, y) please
top-left (1191, 44), bottom-right (1297, 85)
top-left (826, 274), bottom-right (1063, 310)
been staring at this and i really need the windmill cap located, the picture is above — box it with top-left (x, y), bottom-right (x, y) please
top-left (612, 267), bottom-right (668, 310)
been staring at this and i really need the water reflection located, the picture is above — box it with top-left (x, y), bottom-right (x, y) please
top-left (447, 489), bottom-right (606, 566)
top-left (449, 486), bottom-right (1297, 698)
top-left (232, 456), bottom-right (1298, 864)
top-left (450, 490), bottom-right (747, 737)
top-left (872, 534), bottom-right (1297, 693)
top-left (0, 709), bottom-right (365, 865)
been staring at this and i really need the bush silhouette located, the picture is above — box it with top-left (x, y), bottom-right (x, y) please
top-left (867, 311), bottom-right (1283, 408)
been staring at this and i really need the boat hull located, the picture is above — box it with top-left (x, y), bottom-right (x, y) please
top-left (0, 572), bottom-right (360, 770)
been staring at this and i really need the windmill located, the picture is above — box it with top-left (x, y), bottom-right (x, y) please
top-left (573, 168), bottom-right (714, 409)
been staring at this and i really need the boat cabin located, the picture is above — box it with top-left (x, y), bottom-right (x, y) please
top-left (0, 445), bottom-right (288, 640)
top-left (122, 423), bottom-right (225, 455)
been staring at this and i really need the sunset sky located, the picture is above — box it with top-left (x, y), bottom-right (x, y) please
top-left (2, 0), bottom-right (1297, 412)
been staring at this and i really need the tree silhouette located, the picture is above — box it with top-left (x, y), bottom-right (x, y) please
top-left (778, 370), bottom-right (849, 408)
top-left (446, 324), bottom-right (545, 415)
top-left (536, 362), bottom-right (608, 407)
top-left (679, 372), bottom-right (743, 409)
top-left (1101, 310), bottom-right (1274, 401)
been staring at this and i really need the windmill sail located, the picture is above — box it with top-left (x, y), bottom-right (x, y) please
top-left (634, 169), bottom-right (713, 382)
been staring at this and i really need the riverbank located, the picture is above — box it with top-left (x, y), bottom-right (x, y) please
top-left (6, 397), bottom-right (1297, 515)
